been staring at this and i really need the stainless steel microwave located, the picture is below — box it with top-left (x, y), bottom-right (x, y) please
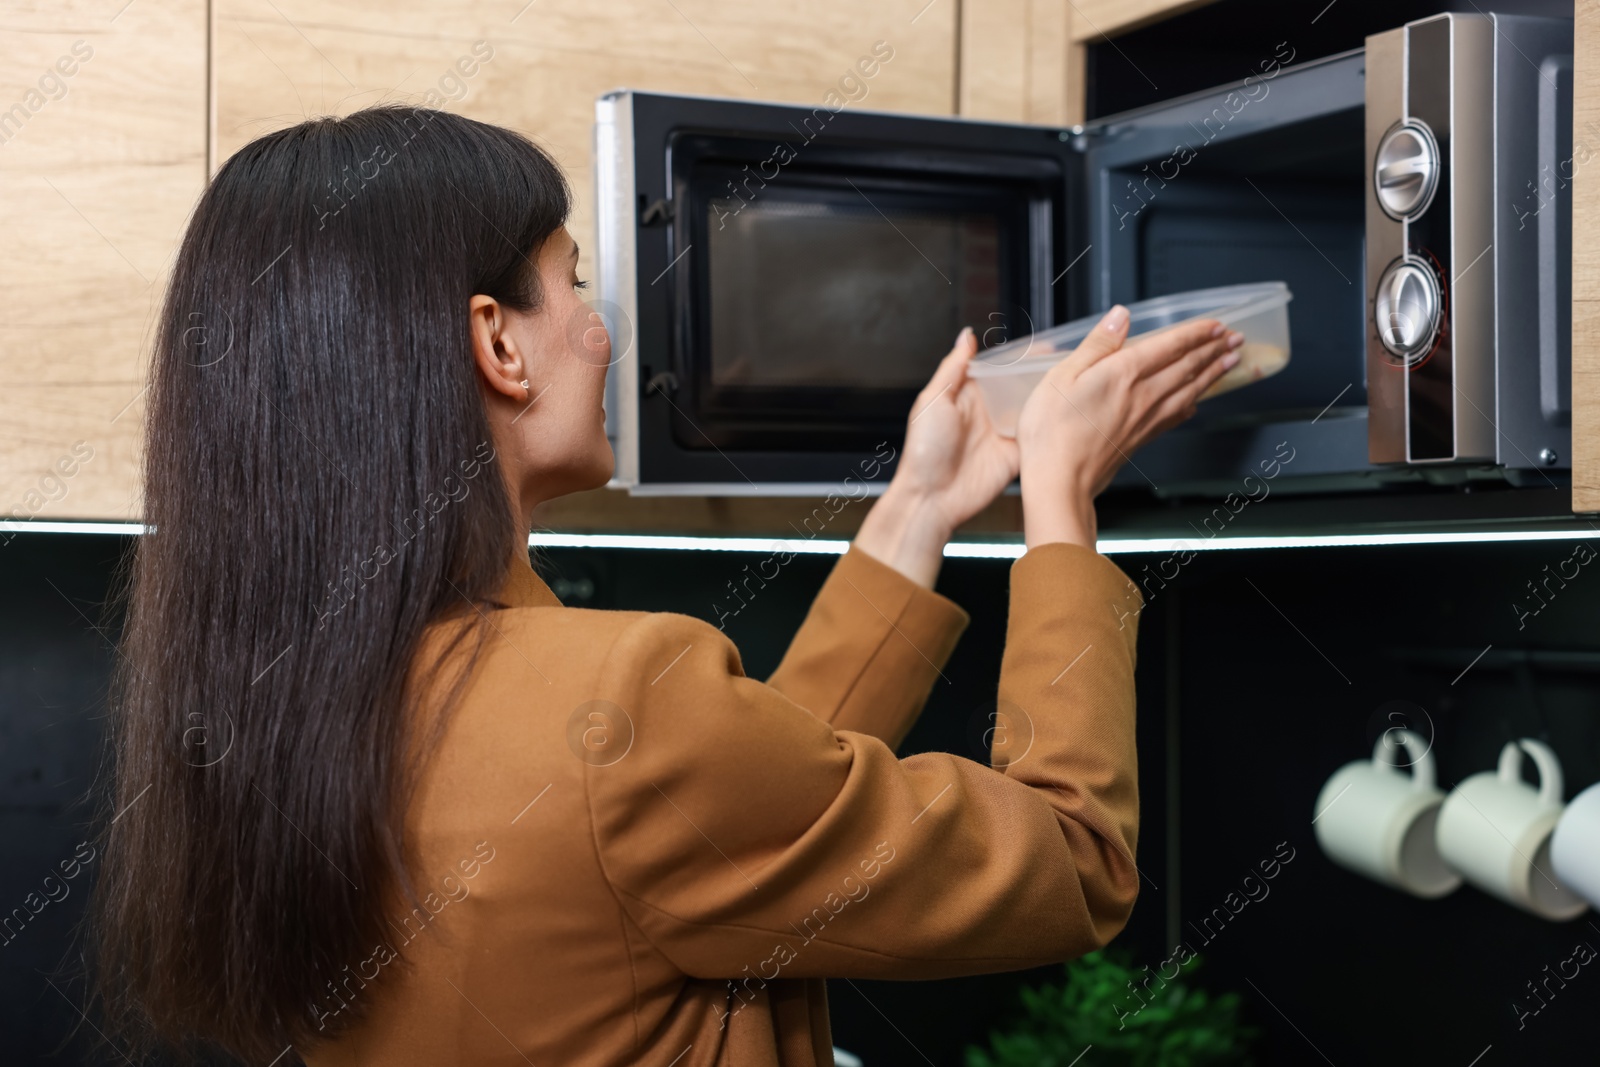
top-left (594, 13), bottom-right (1572, 498)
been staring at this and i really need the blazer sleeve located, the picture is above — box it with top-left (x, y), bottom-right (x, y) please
top-left (582, 542), bottom-right (1143, 981)
top-left (763, 545), bottom-right (969, 748)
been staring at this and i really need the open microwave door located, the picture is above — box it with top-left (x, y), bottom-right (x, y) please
top-left (596, 91), bottom-right (1083, 494)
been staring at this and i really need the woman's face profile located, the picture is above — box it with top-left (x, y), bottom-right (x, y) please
top-left (470, 225), bottom-right (615, 506)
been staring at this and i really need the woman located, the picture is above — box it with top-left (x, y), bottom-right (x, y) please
top-left (92, 106), bottom-right (1242, 1066)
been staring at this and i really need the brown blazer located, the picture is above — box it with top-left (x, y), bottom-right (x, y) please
top-left (304, 541), bottom-right (1142, 1067)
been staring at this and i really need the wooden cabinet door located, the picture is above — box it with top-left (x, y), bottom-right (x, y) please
top-left (1575, 1), bottom-right (1599, 512)
top-left (0, 0), bottom-right (208, 521)
top-left (213, 0), bottom-right (962, 291)
top-left (959, 0), bottom-right (1077, 123)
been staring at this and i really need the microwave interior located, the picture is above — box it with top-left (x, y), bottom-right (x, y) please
top-left (1104, 111), bottom-right (1367, 425)
top-left (1078, 50), bottom-right (1374, 493)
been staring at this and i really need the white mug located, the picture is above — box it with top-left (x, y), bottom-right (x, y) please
top-left (1436, 739), bottom-right (1588, 920)
top-left (1313, 730), bottom-right (1460, 898)
top-left (1550, 781), bottom-right (1600, 909)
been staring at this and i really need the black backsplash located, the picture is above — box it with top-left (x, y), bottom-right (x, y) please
top-left (6, 532), bottom-right (1596, 1064)
top-left (0, 534), bottom-right (128, 1065)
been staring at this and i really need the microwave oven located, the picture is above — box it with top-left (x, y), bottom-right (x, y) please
top-left (593, 13), bottom-right (1572, 498)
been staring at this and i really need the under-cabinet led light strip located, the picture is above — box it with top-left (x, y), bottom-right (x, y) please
top-left (0, 521), bottom-right (147, 537)
top-left (0, 522), bottom-right (1594, 555)
top-left (523, 529), bottom-right (1599, 556)
top-left (1091, 528), bottom-right (1598, 554)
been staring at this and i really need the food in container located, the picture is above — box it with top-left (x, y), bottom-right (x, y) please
top-left (967, 282), bottom-right (1293, 436)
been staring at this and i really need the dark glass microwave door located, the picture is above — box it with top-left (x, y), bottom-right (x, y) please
top-left (688, 165), bottom-right (1025, 447)
top-left (667, 130), bottom-right (1065, 454)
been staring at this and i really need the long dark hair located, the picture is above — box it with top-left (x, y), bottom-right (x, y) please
top-left (91, 106), bottom-right (569, 1060)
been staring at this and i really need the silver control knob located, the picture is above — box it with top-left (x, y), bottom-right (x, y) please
top-left (1374, 258), bottom-right (1441, 363)
top-left (1374, 121), bottom-right (1440, 220)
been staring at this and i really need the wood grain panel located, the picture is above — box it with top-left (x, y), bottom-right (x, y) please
top-left (213, 0), bottom-right (960, 290)
top-left (0, 0), bottom-right (208, 520)
top-left (959, 0), bottom-right (1029, 120)
top-left (1575, 0), bottom-right (1600, 511)
top-left (958, 0), bottom-right (1078, 124)
top-left (1066, 0), bottom-right (1217, 43)
top-left (1027, 0), bottom-right (1078, 125)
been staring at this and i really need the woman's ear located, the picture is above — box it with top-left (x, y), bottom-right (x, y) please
top-left (469, 294), bottom-right (528, 400)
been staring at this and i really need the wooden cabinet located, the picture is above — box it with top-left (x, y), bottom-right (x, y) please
top-left (212, 0), bottom-right (963, 288)
top-left (1064, 0), bottom-right (1215, 40)
top-left (1575, 0), bottom-right (1600, 511)
top-left (958, 0), bottom-right (1076, 123)
top-left (0, 0), bottom-right (208, 521)
top-left (956, 0), bottom-right (1218, 126)
top-left (17, 0), bottom-right (1592, 527)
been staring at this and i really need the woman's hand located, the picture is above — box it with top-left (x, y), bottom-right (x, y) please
top-left (854, 327), bottom-right (1020, 587)
top-left (1016, 305), bottom-right (1243, 550)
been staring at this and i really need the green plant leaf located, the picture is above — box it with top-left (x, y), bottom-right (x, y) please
top-left (962, 949), bottom-right (1259, 1067)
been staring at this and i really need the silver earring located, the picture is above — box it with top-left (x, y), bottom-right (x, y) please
top-left (520, 379), bottom-right (530, 394)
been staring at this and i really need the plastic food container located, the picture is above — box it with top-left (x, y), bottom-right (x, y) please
top-left (968, 282), bottom-right (1293, 436)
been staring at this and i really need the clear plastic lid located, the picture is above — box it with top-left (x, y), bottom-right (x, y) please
top-left (972, 282), bottom-right (1293, 375)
